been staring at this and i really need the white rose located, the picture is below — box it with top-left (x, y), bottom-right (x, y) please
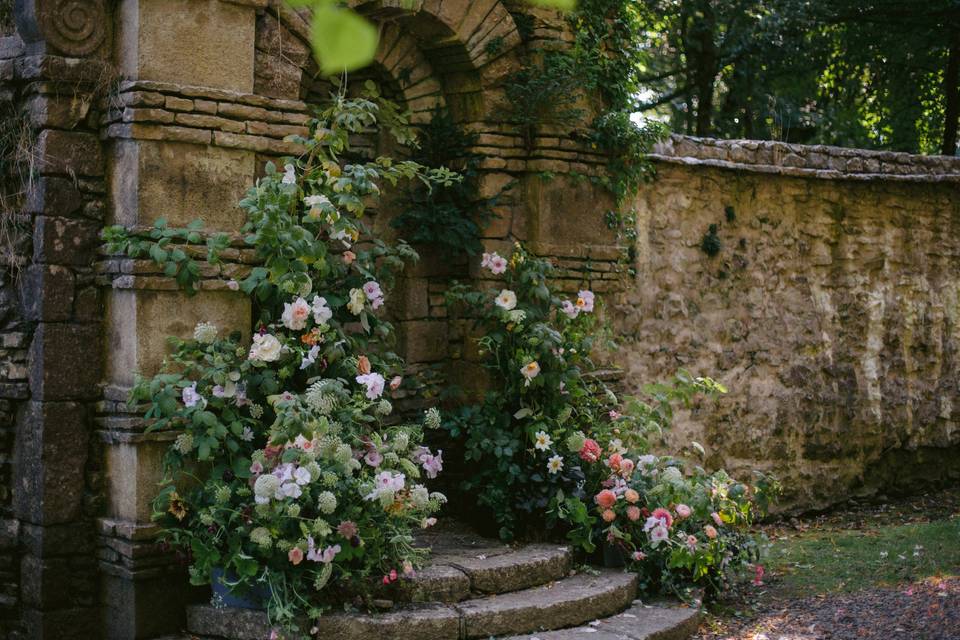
top-left (347, 288), bottom-right (366, 315)
top-left (281, 297), bottom-right (311, 330)
top-left (249, 333), bottom-right (282, 362)
top-left (495, 289), bottom-right (517, 311)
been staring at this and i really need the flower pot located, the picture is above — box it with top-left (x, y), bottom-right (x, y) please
top-left (211, 568), bottom-right (269, 610)
top-left (602, 542), bottom-right (627, 568)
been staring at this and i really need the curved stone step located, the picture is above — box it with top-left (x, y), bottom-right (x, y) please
top-left (499, 600), bottom-right (701, 640)
top-left (186, 568), bottom-right (637, 640)
top-left (400, 543), bottom-right (572, 602)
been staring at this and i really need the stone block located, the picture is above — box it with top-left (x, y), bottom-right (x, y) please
top-left (23, 177), bottom-right (84, 217)
top-left (101, 569), bottom-right (194, 639)
top-left (20, 522), bottom-right (94, 557)
top-left (13, 401), bottom-right (89, 525)
top-left (103, 439), bottom-right (169, 524)
top-left (109, 139), bottom-right (254, 230)
top-left (20, 606), bottom-right (101, 640)
top-left (28, 324), bottom-right (101, 401)
top-left (525, 174), bottom-right (617, 247)
top-left (395, 277), bottom-right (430, 320)
top-left (254, 52), bottom-right (303, 100)
top-left (20, 264), bottom-right (75, 322)
top-left (400, 320), bottom-right (448, 363)
top-left (32, 216), bottom-right (100, 266)
top-left (36, 130), bottom-right (103, 177)
top-left (104, 289), bottom-right (251, 388)
top-left (117, 0), bottom-right (256, 93)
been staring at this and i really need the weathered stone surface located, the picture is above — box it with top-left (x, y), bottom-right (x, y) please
top-left (459, 570), bottom-right (638, 638)
top-left (104, 289), bottom-right (251, 388)
top-left (399, 319), bottom-right (448, 363)
top-left (109, 139), bottom-right (254, 230)
top-left (32, 216), bottom-right (100, 266)
top-left (19, 264), bottom-right (74, 322)
top-left (117, 0), bottom-right (256, 93)
top-left (28, 324), bottom-right (101, 400)
top-left (439, 544), bottom-right (572, 594)
top-left (36, 130), bottom-right (103, 176)
top-left (618, 163), bottom-right (960, 510)
top-left (13, 402), bottom-right (90, 525)
top-left (395, 563), bottom-right (471, 603)
top-left (502, 601), bottom-right (700, 640)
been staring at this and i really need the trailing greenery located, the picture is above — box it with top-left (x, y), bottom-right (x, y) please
top-left (504, 51), bottom-right (585, 152)
top-left (391, 109), bottom-right (510, 256)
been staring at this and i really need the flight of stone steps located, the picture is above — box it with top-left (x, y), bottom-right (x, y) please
top-left (181, 525), bottom-right (699, 640)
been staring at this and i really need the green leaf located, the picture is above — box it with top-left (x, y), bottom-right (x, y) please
top-left (525, 0), bottom-right (575, 7)
top-left (310, 4), bottom-right (378, 75)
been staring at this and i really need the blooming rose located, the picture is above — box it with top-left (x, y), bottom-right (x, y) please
top-left (607, 453), bottom-right (623, 471)
top-left (626, 506), bottom-right (641, 521)
top-left (575, 289), bottom-right (595, 312)
top-left (390, 375), bottom-right (403, 391)
top-left (356, 372), bottom-right (386, 399)
top-left (602, 509), bottom-right (616, 523)
top-left (311, 296), bottom-right (333, 324)
top-left (282, 297), bottom-right (311, 330)
top-left (249, 333), bottom-right (282, 362)
top-left (495, 289), bottom-right (517, 310)
top-left (357, 355), bottom-right (371, 375)
top-left (342, 250), bottom-right (356, 264)
top-left (347, 288), bottom-right (366, 315)
top-left (288, 547), bottom-right (304, 565)
top-left (624, 489), bottom-right (640, 504)
top-left (620, 459), bottom-right (635, 477)
top-left (579, 439), bottom-right (602, 463)
top-left (521, 361), bottom-right (541, 385)
top-left (704, 524), bottom-right (718, 539)
top-left (675, 503), bottom-right (692, 519)
top-left (651, 507), bottom-right (674, 528)
top-left (595, 489), bottom-right (617, 509)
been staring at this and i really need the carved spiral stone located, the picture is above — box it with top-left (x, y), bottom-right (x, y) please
top-left (39, 0), bottom-right (106, 56)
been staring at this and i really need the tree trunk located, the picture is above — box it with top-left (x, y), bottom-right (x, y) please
top-left (690, 1), bottom-right (719, 136)
top-left (942, 29), bottom-right (960, 156)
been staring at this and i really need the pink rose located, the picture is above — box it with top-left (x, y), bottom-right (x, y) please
top-left (675, 503), bottom-right (692, 519)
top-left (601, 509), bottom-right (616, 523)
top-left (579, 439), bottom-right (601, 463)
top-left (288, 547), bottom-right (304, 565)
top-left (595, 489), bottom-right (617, 509)
top-left (624, 489), bottom-right (640, 504)
top-left (626, 506), bottom-right (641, 521)
top-left (704, 524), bottom-right (718, 539)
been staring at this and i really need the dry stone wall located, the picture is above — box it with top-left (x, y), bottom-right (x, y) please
top-left (615, 135), bottom-right (960, 510)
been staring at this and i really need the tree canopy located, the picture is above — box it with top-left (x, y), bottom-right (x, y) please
top-left (635, 0), bottom-right (960, 155)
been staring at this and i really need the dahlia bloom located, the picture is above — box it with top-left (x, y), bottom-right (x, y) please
top-left (579, 439), bottom-right (601, 463)
top-left (595, 489), bottom-right (617, 509)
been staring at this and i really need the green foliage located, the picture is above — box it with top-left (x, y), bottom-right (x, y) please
top-left (101, 219), bottom-right (230, 294)
top-left (391, 109), bottom-right (508, 256)
top-left (504, 51), bottom-right (585, 151)
top-left (134, 85), bottom-right (453, 638)
top-left (588, 111), bottom-right (665, 204)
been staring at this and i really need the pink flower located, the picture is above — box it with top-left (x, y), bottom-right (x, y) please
top-left (686, 535), bottom-right (698, 551)
top-left (343, 250), bottom-right (356, 264)
top-left (390, 376), bottom-right (403, 391)
top-left (753, 564), bottom-right (765, 586)
top-left (602, 509), bottom-right (616, 522)
top-left (364, 450), bottom-right (383, 467)
top-left (250, 460), bottom-right (264, 475)
top-left (362, 281), bottom-right (383, 301)
top-left (419, 450), bottom-right (443, 479)
top-left (675, 503), bottom-right (692, 519)
top-left (320, 544), bottom-right (341, 563)
top-left (626, 506), bottom-right (641, 521)
top-left (356, 372), bottom-right (386, 399)
top-left (288, 547), bottom-right (304, 565)
top-left (624, 489), bottom-right (640, 504)
top-left (579, 439), bottom-right (601, 463)
top-left (481, 252), bottom-right (508, 275)
top-left (560, 300), bottom-right (579, 319)
top-left (595, 489), bottom-right (617, 509)
top-left (711, 512), bottom-right (723, 527)
top-left (704, 525), bottom-right (718, 540)
top-left (620, 459), bottom-right (635, 476)
top-left (575, 289), bottom-right (595, 312)
top-left (606, 453), bottom-right (623, 471)
top-left (281, 297), bottom-right (311, 330)
top-left (648, 525), bottom-right (669, 546)
top-left (402, 561), bottom-right (415, 578)
top-left (651, 507), bottom-right (674, 528)
top-left (631, 551), bottom-right (647, 562)
top-left (337, 521), bottom-right (358, 539)
top-left (608, 410), bottom-right (621, 420)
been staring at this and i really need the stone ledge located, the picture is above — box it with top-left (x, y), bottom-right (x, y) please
top-left (502, 600), bottom-right (701, 640)
top-left (651, 135), bottom-right (960, 183)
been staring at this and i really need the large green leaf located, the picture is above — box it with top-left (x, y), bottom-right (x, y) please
top-left (310, 4), bottom-right (379, 75)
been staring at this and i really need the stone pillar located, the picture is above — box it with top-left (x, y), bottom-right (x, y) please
top-left (9, 1), bottom-right (110, 637)
top-left (96, 0), bottom-right (260, 637)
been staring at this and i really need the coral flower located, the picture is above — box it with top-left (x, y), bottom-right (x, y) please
top-left (620, 459), bottom-right (635, 476)
top-left (602, 509), bottom-right (616, 523)
top-left (607, 453), bottom-right (623, 471)
top-left (624, 488), bottom-right (640, 504)
top-left (631, 551), bottom-right (646, 561)
top-left (712, 512), bottom-right (724, 527)
top-left (595, 489), bottom-right (617, 509)
top-left (675, 503), bottom-right (692, 519)
top-left (704, 524), bottom-right (718, 539)
top-left (651, 507), bottom-right (674, 528)
top-left (579, 439), bottom-right (601, 463)
top-left (626, 506), bottom-right (641, 521)
top-left (357, 355), bottom-right (371, 375)
top-left (288, 547), bottom-right (304, 565)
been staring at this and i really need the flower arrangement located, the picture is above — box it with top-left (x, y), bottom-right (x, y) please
top-left (133, 83), bottom-right (456, 635)
top-left (445, 244), bottom-right (778, 596)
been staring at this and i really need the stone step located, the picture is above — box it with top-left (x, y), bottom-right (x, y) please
top-left (402, 543), bottom-right (573, 603)
top-left (499, 601), bottom-right (701, 640)
top-left (185, 568), bottom-right (638, 640)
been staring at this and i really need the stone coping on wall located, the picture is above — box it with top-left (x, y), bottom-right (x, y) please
top-left (650, 134), bottom-right (960, 183)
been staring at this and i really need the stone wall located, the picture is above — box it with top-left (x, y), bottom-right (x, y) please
top-left (614, 135), bottom-right (960, 510)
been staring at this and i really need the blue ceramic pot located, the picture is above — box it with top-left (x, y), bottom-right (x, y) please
top-left (211, 568), bottom-right (270, 610)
